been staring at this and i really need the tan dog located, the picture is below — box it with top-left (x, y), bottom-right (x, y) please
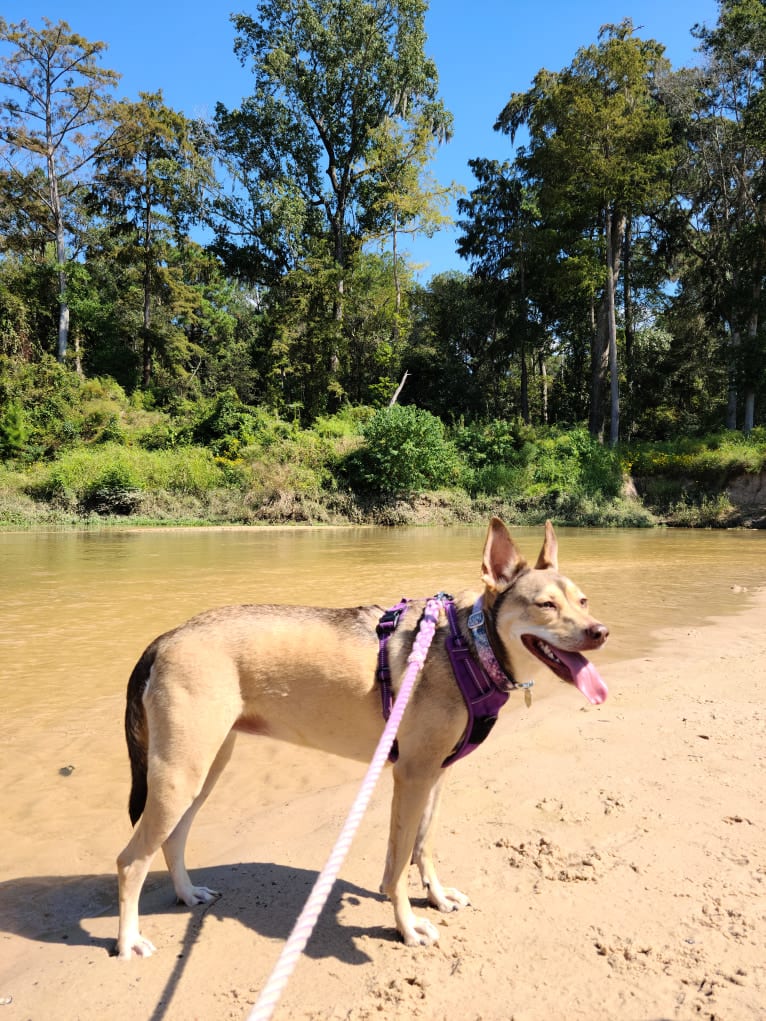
top-left (116, 518), bottom-right (608, 959)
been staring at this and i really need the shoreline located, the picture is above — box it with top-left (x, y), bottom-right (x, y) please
top-left (1, 587), bottom-right (765, 1019)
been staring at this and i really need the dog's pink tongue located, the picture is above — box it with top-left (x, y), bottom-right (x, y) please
top-left (556, 649), bottom-right (608, 704)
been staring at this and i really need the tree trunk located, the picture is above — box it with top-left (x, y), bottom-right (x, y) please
top-left (743, 388), bottom-right (755, 434)
top-left (389, 370), bottom-right (408, 405)
top-left (743, 282), bottom-right (761, 435)
top-left (589, 207), bottom-right (625, 443)
top-left (726, 327), bottom-right (740, 430)
top-left (56, 261), bottom-right (70, 364)
top-left (141, 166), bottom-right (153, 388)
top-left (539, 352), bottom-right (548, 424)
top-left (520, 341), bottom-right (529, 424)
top-left (622, 216), bottom-right (635, 433)
top-left (46, 98), bottom-right (69, 363)
top-left (392, 208), bottom-right (401, 344)
top-left (51, 180), bottom-right (69, 363)
top-left (606, 207), bottom-right (623, 447)
top-left (73, 330), bottom-right (83, 377)
top-left (589, 301), bottom-right (609, 440)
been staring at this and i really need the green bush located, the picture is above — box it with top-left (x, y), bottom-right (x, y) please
top-left (82, 462), bottom-right (142, 515)
top-left (626, 432), bottom-right (766, 491)
top-left (26, 443), bottom-right (229, 513)
top-left (0, 401), bottom-right (28, 459)
top-left (341, 404), bottom-right (462, 494)
top-left (454, 421), bottom-right (622, 500)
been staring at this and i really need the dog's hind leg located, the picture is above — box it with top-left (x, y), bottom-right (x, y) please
top-left (380, 761), bottom-right (444, 946)
top-left (116, 714), bottom-right (237, 960)
top-left (411, 772), bottom-right (470, 914)
top-left (161, 731), bottom-right (237, 907)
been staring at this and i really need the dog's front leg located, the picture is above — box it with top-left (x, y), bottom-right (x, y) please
top-left (381, 763), bottom-right (443, 946)
top-left (412, 772), bottom-right (470, 914)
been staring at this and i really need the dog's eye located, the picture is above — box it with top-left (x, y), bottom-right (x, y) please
top-left (537, 601), bottom-right (556, 610)
top-left (580, 597), bottom-right (589, 608)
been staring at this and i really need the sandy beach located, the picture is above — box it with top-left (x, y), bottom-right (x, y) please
top-left (1, 584), bottom-right (765, 1020)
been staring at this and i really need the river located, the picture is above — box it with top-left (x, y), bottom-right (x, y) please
top-left (2, 523), bottom-right (764, 718)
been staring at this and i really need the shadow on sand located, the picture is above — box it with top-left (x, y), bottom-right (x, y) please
top-left (0, 860), bottom-right (399, 1020)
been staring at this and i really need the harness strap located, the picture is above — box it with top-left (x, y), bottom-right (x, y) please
top-left (441, 599), bottom-right (511, 766)
top-left (375, 595), bottom-right (526, 768)
top-left (375, 599), bottom-right (409, 763)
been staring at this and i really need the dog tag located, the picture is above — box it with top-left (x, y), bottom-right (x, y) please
top-left (524, 686), bottom-right (532, 708)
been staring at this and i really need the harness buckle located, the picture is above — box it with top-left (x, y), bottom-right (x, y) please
top-left (376, 601), bottom-right (407, 637)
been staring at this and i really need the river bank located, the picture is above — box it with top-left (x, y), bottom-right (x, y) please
top-left (0, 531), bottom-right (764, 1020)
top-left (3, 479), bottom-right (765, 530)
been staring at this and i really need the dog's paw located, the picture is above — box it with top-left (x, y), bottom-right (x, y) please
top-left (401, 916), bottom-right (440, 947)
top-left (429, 886), bottom-right (470, 913)
top-left (176, 884), bottom-right (220, 907)
top-left (116, 933), bottom-right (157, 960)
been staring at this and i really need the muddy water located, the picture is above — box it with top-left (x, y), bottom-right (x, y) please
top-left (0, 524), bottom-right (764, 885)
top-left (2, 524), bottom-right (765, 716)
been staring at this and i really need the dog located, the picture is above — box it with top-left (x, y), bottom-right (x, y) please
top-left (116, 517), bottom-right (608, 959)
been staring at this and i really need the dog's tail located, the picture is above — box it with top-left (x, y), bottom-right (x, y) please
top-left (124, 642), bottom-right (155, 826)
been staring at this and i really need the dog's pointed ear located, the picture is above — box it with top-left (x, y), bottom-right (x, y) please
top-left (534, 519), bottom-right (558, 570)
top-left (481, 517), bottom-right (526, 592)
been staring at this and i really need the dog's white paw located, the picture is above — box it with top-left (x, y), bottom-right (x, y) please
top-left (429, 886), bottom-right (470, 913)
top-left (401, 916), bottom-right (440, 947)
top-left (117, 933), bottom-right (156, 960)
top-left (177, 884), bottom-right (220, 907)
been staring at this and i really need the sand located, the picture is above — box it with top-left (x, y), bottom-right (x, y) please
top-left (1, 589), bottom-right (765, 1021)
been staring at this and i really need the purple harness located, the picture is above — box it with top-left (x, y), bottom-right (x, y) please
top-left (376, 595), bottom-right (528, 767)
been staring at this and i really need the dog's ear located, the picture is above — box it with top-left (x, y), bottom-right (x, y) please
top-left (534, 519), bottom-right (558, 570)
top-left (481, 517), bottom-right (526, 592)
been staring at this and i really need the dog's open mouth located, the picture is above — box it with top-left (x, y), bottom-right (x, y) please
top-left (521, 635), bottom-right (608, 704)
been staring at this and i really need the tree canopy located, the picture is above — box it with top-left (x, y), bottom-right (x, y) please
top-left (1, 2), bottom-right (766, 440)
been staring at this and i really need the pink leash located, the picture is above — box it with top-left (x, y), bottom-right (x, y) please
top-left (246, 596), bottom-right (443, 1021)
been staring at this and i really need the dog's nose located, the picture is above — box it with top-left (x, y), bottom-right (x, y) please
top-left (587, 623), bottom-right (609, 644)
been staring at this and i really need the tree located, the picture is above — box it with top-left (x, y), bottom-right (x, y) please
top-left (457, 159), bottom-right (555, 423)
top-left (90, 91), bottom-right (216, 385)
top-left (666, 0), bottom-right (766, 433)
top-left (0, 18), bottom-right (120, 363)
top-left (213, 0), bottom-right (451, 306)
top-left (360, 112), bottom-right (457, 332)
top-left (403, 271), bottom-right (521, 421)
top-left (496, 20), bottom-right (676, 444)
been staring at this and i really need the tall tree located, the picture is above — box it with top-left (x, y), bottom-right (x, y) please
top-left (457, 159), bottom-right (553, 423)
top-left (0, 18), bottom-right (120, 363)
top-left (90, 91), bottom-right (215, 385)
top-left (213, 1), bottom-right (451, 330)
top-left (496, 20), bottom-right (676, 444)
top-left (667, 0), bottom-right (766, 433)
top-left (360, 112), bottom-right (456, 332)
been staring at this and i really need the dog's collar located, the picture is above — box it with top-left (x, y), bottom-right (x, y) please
top-left (466, 597), bottom-right (517, 692)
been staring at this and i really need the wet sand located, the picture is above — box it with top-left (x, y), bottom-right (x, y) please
top-left (1, 588), bottom-right (765, 1020)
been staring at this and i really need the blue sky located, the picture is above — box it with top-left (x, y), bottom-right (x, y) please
top-left (4, 0), bottom-right (720, 279)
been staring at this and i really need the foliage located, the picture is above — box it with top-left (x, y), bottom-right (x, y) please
top-left (627, 433), bottom-right (766, 480)
top-left (4, 10), bottom-right (766, 528)
top-left (454, 421), bottom-right (623, 500)
top-left (0, 355), bottom-right (163, 457)
top-left (213, 0), bottom-right (451, 277)
top-left (0, 400), bottom-right (27, 457)
top-left (662, 0), bottom-right (766, 434)
top-left (26, 442), bottom-right (227, 513)
top-left (88, 91), bottom-right (216, 387)
top-left (341, 403), bottom-right (462, 493)
top-left (494, 19), bottom-right (677, 443)
top-left (0, 17), bottom-right (120, 361)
